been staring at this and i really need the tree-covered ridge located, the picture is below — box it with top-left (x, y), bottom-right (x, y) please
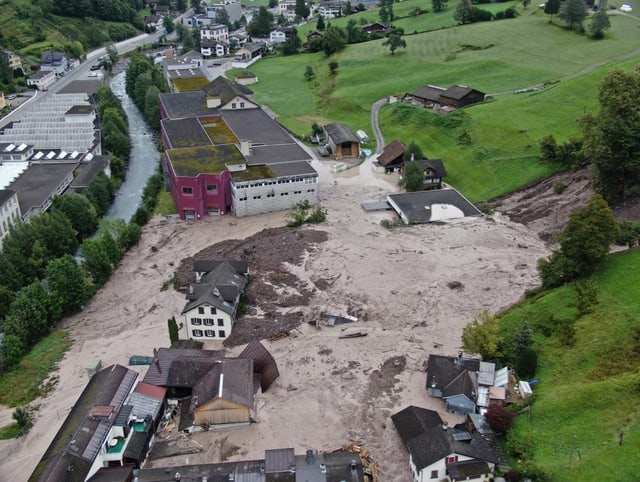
top-left (52, 0), bottom-right (144, 25)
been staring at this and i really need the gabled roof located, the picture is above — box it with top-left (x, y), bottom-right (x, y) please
top-left (193, 259), bottom-right (249, 275)
top-left (142, 348), bottom-right (225, 387)
top-left (202, 76), bottom-right (253, 106)
top-left (442, 369), bottom-right (477, 400)
top-left (413, 84), bottom-right (446, 103)
top-left (182, 261), bottom-right (248, 315)
top-left (167, 358), bottom-right (223, 388)
top-left (41, 51), bottom-right (65, 64)
top-left (377, 140), bottom-right (406, 167)
top-left (324, 123), bottom-right (359, 144)
top-left (415, 158), bottom-right (447, 178)
top-left (392, 406), bottom-right (500, 472)
top-left (190, 358), bottom-right (254, 411)
top-left (426, 354), bottom-right (480, 391)
top-left (239, 340), bottom-right (279, 392)
top-left (441, 85), bottom-right (485, 100)
top-left (265, 447), bottom-right (295, 473)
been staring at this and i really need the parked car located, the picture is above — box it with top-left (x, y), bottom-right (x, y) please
top-left (90, 64), bottom-right (101, 71)
top-left (7, 94), bottom-right (16, 100)
top-left (88, 72), bottom-right (98, 77)
top-left (317, 145), bottom-right (330, 157)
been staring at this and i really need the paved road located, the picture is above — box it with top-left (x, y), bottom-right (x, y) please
top-left (370, 97), bottom-right (388, 156)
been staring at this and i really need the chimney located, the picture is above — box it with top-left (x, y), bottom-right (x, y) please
top-left (239, 139), bottom-right (252, 156)
top-left (442, 421), bottom-right (449, 431)
top-left (456, 351), bottom-right (463, 366)
top-left (306, 449), bottom-right (314, 465)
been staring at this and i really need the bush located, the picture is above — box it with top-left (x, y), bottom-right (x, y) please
top-left (485, 404), bottom-right (515, 434)
top-left (553, 181), bottom-right (568, 194)
top-left (515, 347), bottom-right (538, 378)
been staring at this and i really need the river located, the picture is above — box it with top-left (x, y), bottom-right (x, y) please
top-left (106, 72), bottom-right (160, 222)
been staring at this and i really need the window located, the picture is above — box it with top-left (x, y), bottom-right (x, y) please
top-left (207, 184), bottom-right (217, 193)
top-left (210, 307), bottom-right (217, 314)
top-left (446, 455), bottom-right (457, 464)
top-left (253, 195), bottom-right (261, 200)
top-left (203, 318), bottom-right (214, 326)
top-left (217, 318), bottom-right (224, 326)
top-left (430, 470), bottom-right (438, 479)
top-left (192, 329), bottom-right (203, 337)
top-left (191, 318), bottom-right (202, 325)
top-left (218, 330), bottom-right (226, 338)
top-left (240, 102), bottom-right (245, 108)
top-left (182, 187), bottom-right (193, 195)
top-left (232, 103), bottom-right (237, 109)
top-left (205, 330), bottom-right (215, 337)
top-left (198, 307), bottom-right (205, 314)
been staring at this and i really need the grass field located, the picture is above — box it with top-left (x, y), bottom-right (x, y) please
top-left (248, 8), bottom-right (640, 201)
top-left (0, 330), bottom-right (71, 408)
top-left (497, 249), bottom-right (640, 480)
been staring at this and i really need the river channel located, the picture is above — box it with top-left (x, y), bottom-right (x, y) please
top-left (106, 72), bottom-right (161, 222)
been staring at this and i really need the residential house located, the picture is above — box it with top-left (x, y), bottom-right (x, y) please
top-left (270, 27), bottom-right (293, 44)
top-left (206, 0), bottom-right (243, 24)
top-left (143, 14), bottom-right (163, 31)
top-left (324, 123), bottom-right (360, 160)
top-left (154, 4), bottom-right (170, 17)
top-left (306, 30), bottom-right (324, 46)
top-left (426, 352), bottom-right (480, 416)
top-left (200, 23), bottom-right (229, 43)
top-left (193, 259), bottom-right (249, 283)
top-left (439, 85), bottom-right (485, 109)
top-left (133, 447), bottom-right (364, 481)
top-left (40, 51), bottom-right (68, 75)
top-left (181, 260), bottom-right (248, 340)
top-left (4, 50), bottom-right (23, 73)
top-left (278, 0), bottom-right (298, 21)
top-left (190, 13), bottom-right (213, 27)
top-left (234, 42), bottom-right (265, 62)
top-left (0, 189), bottom-right (20, 244)
top-left (362, 22), bottom-right (389, 34)
top-left (159, 76), bottom-right (318, 219)
top-left (376, 139), bottom-right (406, 172)
top-left (200, 40), bottom-right (228, 58)
top-left (26, 70), bottom-right (56, 91)
top-left (414, 158), bottom-right (447, 189)
top-left (162, 53), bottom-right (209, 93)
top-left (392, 405), bottom-right (500, 482)
top-left (30, 365), bottom-right (163, 482)
top-left (317, 0), bottom-right (345, 18)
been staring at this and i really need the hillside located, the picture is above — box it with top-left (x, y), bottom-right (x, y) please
top-left (0, 0), bottom-right (145, 66)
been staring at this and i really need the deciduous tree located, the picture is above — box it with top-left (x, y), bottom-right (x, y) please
top-left (51, 193), bottom-right (98, 241)
top-left (559, 0), bottom-right (587, 29)
top-left (485, 404), bottom-right (515, 434)
top-left (322, 26), bottom-right (346, 56)
top-left (295, 0), bottom-right (310, 19)
top-left (382, 33), bottom-right (407, 55)
top-left (581, 68), bottom-right (640, 203)
top-left (45, 255), bottom-right (91, 315)
top-left (544, 0), bottom-right (560, 22)
top-left (461, 310), bottom-right (502, 360)
top-left (431, 0), bottom-right (448, 12)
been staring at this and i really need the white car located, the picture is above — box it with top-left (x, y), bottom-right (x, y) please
top-left (88, 72), bottom-right (98, 77)
top-left (620, 3), bottom-right (632, 11)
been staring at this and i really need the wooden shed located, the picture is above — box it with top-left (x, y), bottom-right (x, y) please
top-left (324, 123), bottom-right (360, 160)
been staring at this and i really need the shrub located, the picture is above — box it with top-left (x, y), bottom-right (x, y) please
top-left (553, 181), bottom-right (568, 194)
top-left (515, 347), bottom-right (538, 378)
top-left (485, 404), bottom-right (515, 434)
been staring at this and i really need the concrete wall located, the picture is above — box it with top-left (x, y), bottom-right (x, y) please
top-left (232, 175), bottom-right (319, 217)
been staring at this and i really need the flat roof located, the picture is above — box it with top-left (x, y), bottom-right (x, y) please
top-left (246, 143), bottom-right (311, 166)
top-left (168, 144), bottom-right (243, 176)
top-left (9, 162), bottom-right (77, 215)
top-left (387, 188), bottom-right (482, 224)
top-left (221, 108), bottom-right (294, 145)
top-left (58, 80), bottom-right (103, 95)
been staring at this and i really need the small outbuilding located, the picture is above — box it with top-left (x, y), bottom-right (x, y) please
top-left (323, 123), bottom-right (360, 160)
top-left (376, 139), bottom-right (406, 172)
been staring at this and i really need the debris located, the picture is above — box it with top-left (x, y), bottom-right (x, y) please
top-left (268, 330), bottom-right (289, 342)
top-left (323, 313), bottom-right (359, 326)
top-left (336, 440), bottom-right (380, 482)
top-left (447, 281), bottom-right (464, 290)
top-left (338, 329), bottom-right (368, 339)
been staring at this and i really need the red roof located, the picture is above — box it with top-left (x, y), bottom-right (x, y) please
top-left (134, 382), bottom-right (167, 400)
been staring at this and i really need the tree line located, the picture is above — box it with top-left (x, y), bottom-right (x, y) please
top-left (0, 82), bottom-right (165, 373)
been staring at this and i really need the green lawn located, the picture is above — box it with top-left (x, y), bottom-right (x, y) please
top-left (0, 423), bottom-right (22, 440)
top-left (248, 9), bottom-right (640, 201)
top-left (0, 330), bottom-right (71, 407)
top-left (498, 249), bottom-right (640, 481)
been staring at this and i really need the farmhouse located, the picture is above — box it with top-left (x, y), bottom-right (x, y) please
top-left (405, 83), bottom-right (485, 111)
top-left (376, 139), bottom-right (406, 172)
top-left (181, 260), bottom-right (248, 341)
top-left (414, 158), bottom-right (447, 189)
top-left (392, 405), bottom-right (501, 482)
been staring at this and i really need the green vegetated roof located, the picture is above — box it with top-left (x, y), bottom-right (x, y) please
top-left (170, 144), bottom-right (243, 176)
top-left (201, 118), bottom-right (238, 145)
top-left (231, 164), bottom-right (275, 182)
top-left (173, 77), bottom-right (211, 92)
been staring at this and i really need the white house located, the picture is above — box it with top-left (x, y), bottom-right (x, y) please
top-left (181, 260), bottom-right (248, 340)
top-left (269, 28), bottom-right (291, 44)
top-left (26, 70), bottom-right (55, 90)
top-left (392, 406), bottom-right (501, 482)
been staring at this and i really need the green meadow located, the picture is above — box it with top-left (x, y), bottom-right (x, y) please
top-left (247, 7), bottom-right (640, 201)
top-left (498, 249), bottom-right (640, 480)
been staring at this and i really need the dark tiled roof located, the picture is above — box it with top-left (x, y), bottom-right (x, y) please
top-left (87, 465), bottom-right (134, 482)
top-left (167, 358), bottom-right (223, 388)
top-left (393, 406), bottom-right (499, 471)
top-left (324, 451), bottom-right (365, 481)
top-left (9, 163), bottom-right (77, 217)
top-left (123, 430), bottom-right (149, 463)
top-left (268, 161), bottom-right (317, 177)
top-left (391, 405), bottom-right (443, 445)
top-left (142, 348), bottom-right (225, 387)
top-left (377, 140), bottom-right (406, 167)
top-left (413, 84), bottom-right (446, 102)
top-left (265, 448), bottom-right (295, 473)
top-left (442, 370), bottom-right (477, 400)
top-left (415, 158), bottom-right (447, 178)
top-left (190, 358), bottom-right (254, 411)
top-left (70, 155), bottom-right (111, 190)
top-left (58, 80), bottom-right (103, 95)
top-left (161, 118), bottom-right (210, 149)
top-left (239, 340), bottom-right (279, 392)
top-left (182, 261), bottom-right (247, 315)
top-left (159, 90), bottom-right (214, 119)
top-left (447, 459), bottom-right (490, 479)
top-left (246, 144), bottom-right (312, 166)
top-left (0, 189), bottom-right (16, 205)
top-left (426, 354), bottom-right (480, 392)
top-left (41, 51), bottom-right (65, 63)
top-left (324, 123), bottom-right (359, 145)
top-left (387, 189), bottom-right (483, 224)
top-left (442, 85), bottom-right (485, 100)
top-left (202, 76), bottom-right (253, 106)
top-left (193, 259), bottom-right (249, 275)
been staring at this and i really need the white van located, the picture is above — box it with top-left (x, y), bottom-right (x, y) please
top-left (356, 130), bottom-right (370, 144)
